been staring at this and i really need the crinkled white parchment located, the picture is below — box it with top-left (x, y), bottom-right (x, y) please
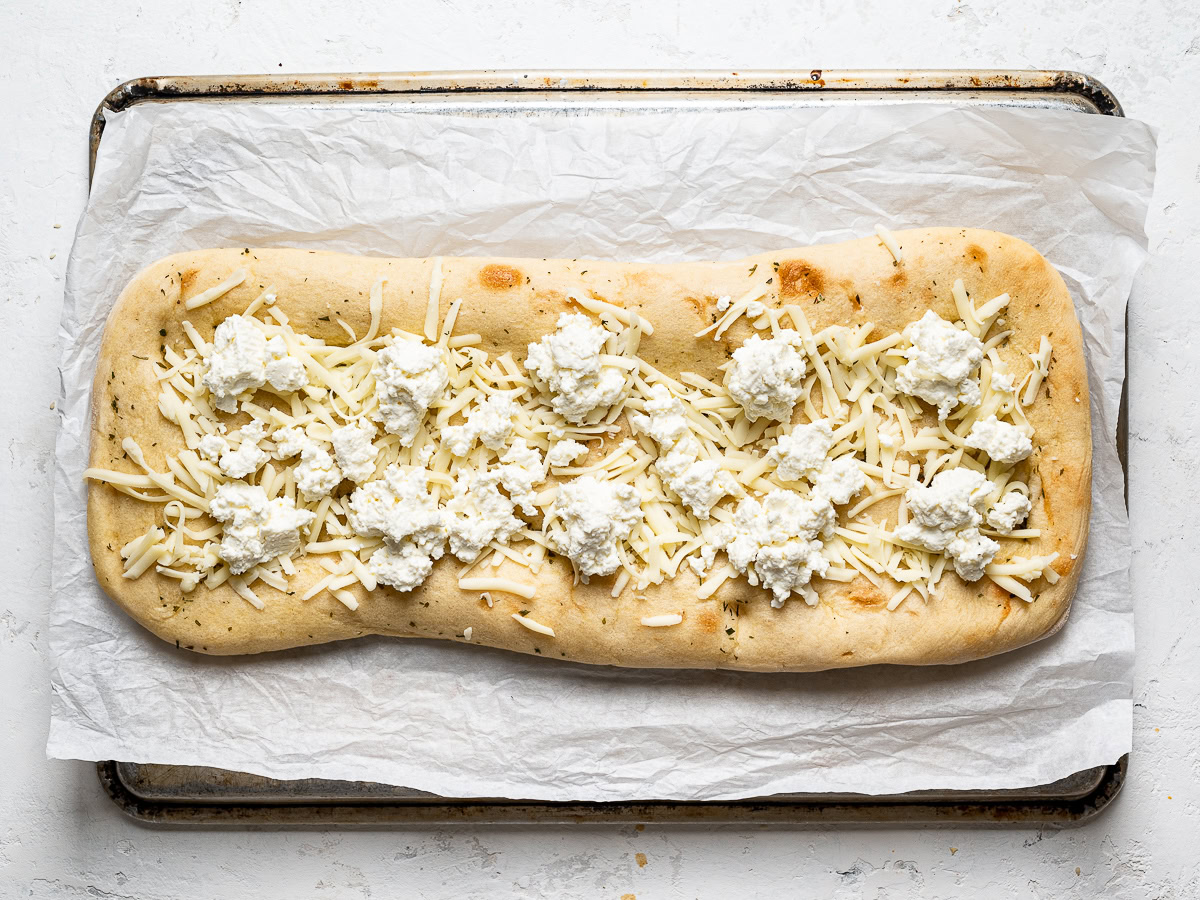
top-left (49, 99), bottom-right (1154, 800)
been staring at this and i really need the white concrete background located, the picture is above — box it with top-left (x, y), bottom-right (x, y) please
top-left (1, 1), bottom-right (1196, 896)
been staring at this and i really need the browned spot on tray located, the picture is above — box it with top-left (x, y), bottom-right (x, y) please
top-left (696, 610), bottom-right (719, 633)
top-left (479, 263), bottom-right (523, 290)
top-left (635, 852), bottom-right (648, 868)
top-left (965, 244), bottom-right (989, 271)
top-left (777, 260), bottom-right (825, 297)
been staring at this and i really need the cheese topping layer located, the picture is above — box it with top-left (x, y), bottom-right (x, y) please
top-left (87, 256), bottom-right (1063, 632)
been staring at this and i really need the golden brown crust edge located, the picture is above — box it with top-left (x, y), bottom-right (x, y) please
top-left (87, 229), bottom-right (1090, 669)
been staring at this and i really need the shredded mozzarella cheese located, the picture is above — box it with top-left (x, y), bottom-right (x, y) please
top-left (511, 613), bottom-right (555, 637)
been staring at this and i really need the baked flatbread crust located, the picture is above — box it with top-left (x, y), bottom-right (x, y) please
top-left (87, 229), bottom-right (1090, 669)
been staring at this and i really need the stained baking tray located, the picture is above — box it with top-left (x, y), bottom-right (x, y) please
top-left (98, 756), bottom-right (1126, 826)
top-left (89, 69), bottom-right (1128, 826)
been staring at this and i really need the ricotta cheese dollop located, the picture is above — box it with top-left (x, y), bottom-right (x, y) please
top-left (986, 489), bottom-right (1032, 534)
top-left (209, 481), bottom-right (314, 575)
top-left (372, 340), bottom-right (448, 446)
top-left (347, 464), bottom-right (445, 553)
top-left (895, 467), bottom-right (998, 580)
top-left (330, 421), bottom-right (378, 483)
top-left (768, 420), bottom-right (834, 482)
top-left (809, 455), bottom-right (869, 506)
top-left (201, 315), bottom-right (308, 412)
top-left (989, 370), bottom-right (1016, 394)
top-left (965, 415), bottom-right (1033, 465)
top-left (895, 467), bottom-right (993, 552)
top-left (630, 384), bottom-right (735, 518)
top-left (346, 465), bottom-right (446, 591)
top-left (367, 541), bottom-right (439, 594)
top-left (497, 439), bottom-right (547, 516)
top-left (444, 469), bottom-right (524, 562)
top-left (549, 475), bottom-right (641, 580)
top-left (727, 330), bottom-right (808, 423)
top-left (545, 439), bottom-right (589, 468)
top-left (945, 528), bottom-right (1000, 582)
top-left (263, 336), bottom-right (307, 393)
top-left (714, 489), bottom-right (832, 606)
top-left (272, 426), bottom-right (342, 500)
top-left (525, 312), bottom-right (628, 424)
top-left (714, 455), bottom-right (863, 605)
top-left (217, 420), bottom-right (269, 479)
top-left (894, 310), bottom-right (985, 419)
top-left (441, 395), bottom-right (518, 457)
top-left (197, 432), bottom-right (227, 462)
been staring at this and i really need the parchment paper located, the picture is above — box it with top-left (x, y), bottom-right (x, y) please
top-left (48, 99), bottom-right (1154, 800)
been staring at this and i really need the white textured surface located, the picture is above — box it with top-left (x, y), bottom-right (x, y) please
top-left (2, 1), bottom-right (1196, 897)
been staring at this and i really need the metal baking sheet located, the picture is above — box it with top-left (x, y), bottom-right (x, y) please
top-left (88, 69), bottom-right (1127, 826)
top-left (88, 69), bottom-right (1123, 179)
top-left (97, 757), bottom-right (1128, 826)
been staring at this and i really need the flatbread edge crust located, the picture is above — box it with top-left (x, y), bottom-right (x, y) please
top-left (87, 228), bottom-right (1091, 670)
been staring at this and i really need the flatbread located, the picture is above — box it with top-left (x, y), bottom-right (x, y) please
top-left (87, 228), bottom-right (1090, 670)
